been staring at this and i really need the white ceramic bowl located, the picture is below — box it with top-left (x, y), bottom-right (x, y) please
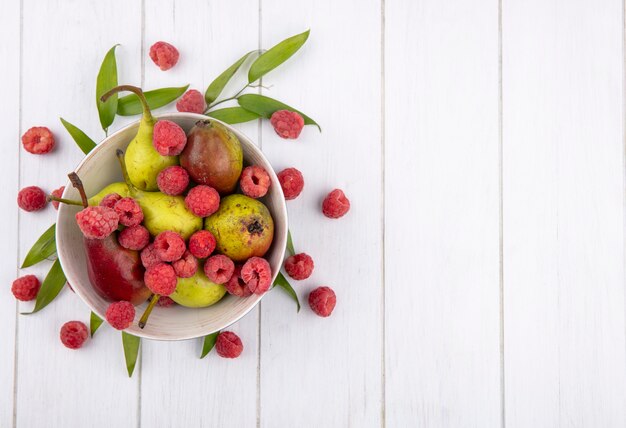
top-left (56, 113), bottom-right (287, 340)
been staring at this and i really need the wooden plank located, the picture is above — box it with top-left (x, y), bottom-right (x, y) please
top-left (502, 0), bottom-right (626, 426)
top-left (385, 0), bottom-right (502, 426)
top-left (257, 2), bottom-right (383, 427)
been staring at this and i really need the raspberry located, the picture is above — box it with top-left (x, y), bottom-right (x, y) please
top-left (140, 243), bottom-right (160, 269)
top-left (157, 296), bottom-right (176, 307)
top-left (153, 231), bottom-right (186, 262)
top-left (149, 41), bottom-right (179, 71)
top-left (172, 250), bottom-right (198, 278)
top-left (308, 286), bottom-right (336, 317)
top-left (60, 321), bottom-right (88, 349)
top-left (144, 263), bottom-right (177, 296)
top-left (118, 225), bottom-right (150, 250)
top-left (224, 265), bottom-right (252, 297)
top-left (157, 166), bottom-right (189, 195)
top-left (176, 89), bottom-right (206, 114)
top-left (153, 120), bottom-right (187, 156)
top-left (284, 253), bottom-right (314, 280)
top-left (270, 110), bottom-right (305, 139)
top-left (114, 197), bottom-right (144, 227)
top-left (277, 168), bottom-right (304, 200)
top-left (215, 331), bottom-right (243, 358)
top-left (185, 185), bottom-right (220, 217)
top-left (105, 301), bottom-right (135, 330)
top-left (322, 189), bottom-right (350, 219)
top-left (241, 257), bottom-right (272, 295)
top-left (51, 186), bottom-right (65, 210)
top-left (240, 165), bottom-right (270, 198)
top-left (17, 186), bottom-right (47, 212)
top-left (76, 206), bottom-right (119, 239)
top-left (22, 126), bottom-right (55, 154)
top-left (188, 230), bottom-right (216, 259)
top-left (100, 192), bottom-right (122, 209)
top-left (203, 255), bottom-right (235, 284)
top-left (11, 275), bottom-right (41, 301)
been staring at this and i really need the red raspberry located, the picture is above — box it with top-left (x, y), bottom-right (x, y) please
top-left (153, 231), bottom-right (186, 262)
top-left (105, 301), bottom-right (135, 330)
top-left (277, 168), bottom-right (304, 200)
top-left (140, 243), bottom-right (160, 269)
top-left (22, 126), bottom-right (55, 154)
top-left (11, 275), bottom-right (41, 301)
top-left (60, 321), bottom-right (88, 349)
top-left (172, 250), bottom-right (198, 278)
top-left (215, 331), bottom-right (243, 358)
top-left (157, 296), bottom-right (176, 307)
top-left (100, 192), bottom-right (122, 209)
top-left (185, 185), bottom-right (220, 217)
top-left (144, 263), bottom-right (177, 296)
top-left (241, 257), bottom-right (272, 295)
top-left (176, 89), bottom-right (206, 114)
top-left (240, 165), bottom-right (270, 198)
top-left (270, 110), bottom-right (305, 139)
top-left (188, 230), bottom-right (216, 259)
top-left (308, 286), bottom-right (336, 317)
top-left (51, 186), bottom-right (65, 210)
top-left (76, 206), bottom-right (119, 239)
top-left (118, 225), bottom-right (150, 250)
top-left (157, 166), bottom-right (189, 195)
top-left (17, 186), bottom-right (47, 212)
top-left (114, 197), bottom-right (144, 227)
top-left (153, 120), bottom-right (187, 156)
top-left (322, 189), bottom-right (350, 219)
top-left (224, 265), bottom-right (252, 297)
top-left (149, 41), bottom-right (180, 71)
top-left (203, 255), bottom-right (235, 284)
top-left (284, 253), bottom-right (314, 280)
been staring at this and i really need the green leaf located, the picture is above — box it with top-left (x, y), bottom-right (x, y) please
top-left (60, 118), bottom-right (97, 155)
top-left (96, 45), bottom-right (119, 132)
top-left (206, 51), bottom-right (258, 104)
top-left (200, 331), bottom-right (220, 359)
top-left (90, 311), bottom-right (104, 337)
top-left (248, 30), bottom-right (310, 83)
top-left (273, 272), bottom-right (301, 312)
top-left (122, 332), bottom-right (141, 377)
top-left (237, 94), bottom-right (321, 131)
top-left (21, 224), bottom-right (56, 268)
top-left (22, 259), bottom-right (66, 315)
top-left (207, 107), bottom-right (260, 124)
top-left (117, 85), bottom-right (189, 116)
top-left (287, 229), bottom-right (295, 257)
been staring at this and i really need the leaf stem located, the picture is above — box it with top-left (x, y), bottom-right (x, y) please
top-left (205, 83), bottom-right (270, 113)
top-left (138, 294), bottom-right (160, 329)
top-left (116, 149), bottom-right (137, 196)
top-left (47, 195), bottom-right (84, 207)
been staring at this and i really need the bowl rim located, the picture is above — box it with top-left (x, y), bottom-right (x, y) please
top-left (56, 112), bottom-right (287, 341)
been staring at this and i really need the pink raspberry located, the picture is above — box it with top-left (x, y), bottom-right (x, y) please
top-left (100, 192), bottom-right (122, 208)
top-left (224, 265), bottom-right (252, 297)
top-left (118, 225), bottom-right (150, 250)
top-left (240, 165), bottom-right (270, 198)
top-left (11, 275), bottom-right (41, 301)
top-left (105, 301), bottom-right (135, 330)
top-left (157, 166), bottom-right (189, 195)
top-left (215, 331), bottom-right (243, 358)
top-left (284, 253), bottom-right (314, 280)
top-left (17, 186), bottom-right (47, 212)
top-left (157, 296), bottom-right (176, 307)
top-left (172, 250), bottom-right (198, 278)
top-left (153, 231), bottom-right (186, 262)
top-left (60, 321), bottom-right (88, 350)
top-left (153, 120), bottom-right (187, 156)
top-left (241, 257), bottom-right (272, 295)
top-left (140, 243), bottom-right (160, 269)
top-left (270, 110), bottom-right (305, 139)
top-left (322, 189), bottom-right (350, 219)
top-left (144, 263), bottom-right (177, 296)
top-left (185, 185), bottom-right (220, 217)
top-left (22, 126), bottom-right (55, 154)
top-left (277, 168), bottom-right (304, 200)
top-left (114, 197), bottom-right (144, 227)
top-left (76, 206), bottom-right (119, 239)
top-left (176, 89), bottom-right (206, 114)
top-left (188, 230), bottom-right (216, 259)
top-left (51, 186), bottom-right (65, 210)
top-left (203, 255), bottom-right (235, 284)
top-left (308, 286), bottom-right (336, 317)
top-left (149, 41), bottom-right (180, 71)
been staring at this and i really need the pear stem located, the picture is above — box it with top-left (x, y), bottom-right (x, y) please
top-left (48, 195), bottom-right (84, 206)
top-left (115, 149), bottom-right (138, 196)
top-left (138, 294), bottom-right (160, 329)
top-left (100, 85), bottom-right (152, 121)
top-left (68, 173), bottom-right (89, 208)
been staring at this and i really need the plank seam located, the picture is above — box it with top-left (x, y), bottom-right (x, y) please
top-left (380, 0), bottom-right (386, 426)
top-left (137, 1), bottom-right (145, 427)
top-left (256, 1), bottom-right (263, 427)
top-left (498, 0), bottom-right (505, 426)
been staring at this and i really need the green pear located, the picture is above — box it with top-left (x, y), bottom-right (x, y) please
top-left (87, 182), bottom-right (129, 205)
top-left (170, 268), bottom-right (227, 308)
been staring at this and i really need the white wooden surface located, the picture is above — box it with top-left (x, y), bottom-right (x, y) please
top-left (1, 0), bottom-right (626, 427)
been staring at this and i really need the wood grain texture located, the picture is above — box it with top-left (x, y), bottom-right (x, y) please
top-left (385, 0), bottom-right (502, 426)
top-left (502, 0), bottom-right (626, 426)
